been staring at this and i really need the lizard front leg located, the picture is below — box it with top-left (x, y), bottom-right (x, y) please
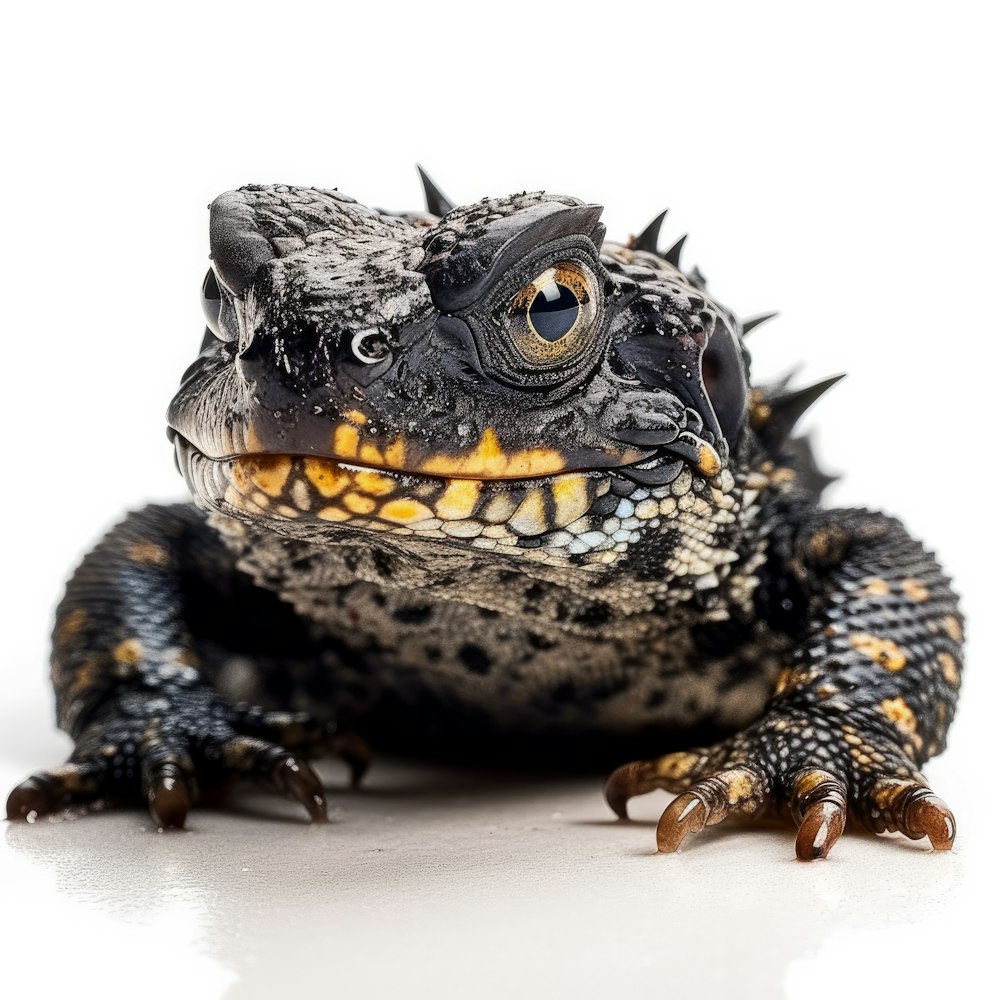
top-left (605, 505), bottom-right (962, 859)
top-left (7, 503), bottom-right (365, 828)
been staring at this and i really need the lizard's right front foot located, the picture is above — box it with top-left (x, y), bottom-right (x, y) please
top-left (6, 684), bottom-right (368, 828)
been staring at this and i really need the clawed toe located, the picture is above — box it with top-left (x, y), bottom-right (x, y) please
top-left (603, 761), bottom-right (653, 819)
top-left (656, 792), bottom-right (709, 852)
top-left (220, 736), bottom-right (328, 822)
top-left (146, 763), bottom-right (193, 829)
top-left (605, 748), bottom-right (957, 859)
top-left (604, 750), bottom-right (709, 820)
top-left (656, 767), bottom-right (767, 854)
top-left (269, 753), bottom-right (328, 822)
top-left (904, 794), bottom-right (956, 850)
top-left (6, 775), bottom-right (59, 822)
top-left (794, 800), bottom-right (846, 860)
top-left (6, 765), bottom-right (101, 822)
top-left (789, 768), bottom-right (848, 861)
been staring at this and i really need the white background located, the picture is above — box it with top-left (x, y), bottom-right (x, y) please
top-left (1, 2), bottom-right (997, 998)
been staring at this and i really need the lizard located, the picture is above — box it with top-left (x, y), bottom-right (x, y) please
top-left (6, 171), bottom-right (963, 860)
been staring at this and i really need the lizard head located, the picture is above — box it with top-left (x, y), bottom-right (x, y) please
top-left (168, 181), bottom-right (754, 588)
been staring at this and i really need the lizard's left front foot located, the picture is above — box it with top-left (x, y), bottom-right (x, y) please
top-left (604, 714), bottom-right (956, 860)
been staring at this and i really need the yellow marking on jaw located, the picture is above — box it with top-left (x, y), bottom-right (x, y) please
top-left (359, 444), bottom-right (384, 466)
top-left (481, 493), bottom-right (517, 524)
top-left (551, 475), bottom-right (591, 524)
top-left (420, 427), bottom-right (504, 476)
top-left (901, 578), bottom-right (930, 602)
top-left (696, 444), bottom-right (722, 477)
top-left (383, 437), bottom-right (407, 467)
top-left (508, 490), bottom-right (547, 536)
top-left (354, 471), bottom-right (395, 496)
top-left (342, 492), bottom-right (377, 515)
top-left (247, 455), bottom-right (292, 497)
top-left (244, 422), bottom-right (263, 452)
top-left (333, 424), bottom-right (360, 459)
top-left (512, 448), bottom-right (567, 477)
top-left (345, 410), bottom-right (368, 426)
top-left (317, 506), bottom-right (351, 522)
top-left (379, 499), bottom-right (434, 524)
top-left (231, 461), bottom-right (251, 494)
top-left (304, 458), bottom-right (351, 497)
top-left (863, 578), bottom-right (890, 596)
top-left (436, 480), bottom-right (482, 520)
top-left (850, 632), bottom-right (907, 671)
top-left (419, 427), bottom-right (565, 479)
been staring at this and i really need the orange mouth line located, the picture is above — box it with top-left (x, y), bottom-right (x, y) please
top-left (227, 452), bottom-right (609, 485)
top-left (185, 421), bottom-right (651, 483)
top-left (206, 447), bottom-right (614, 537)
top-left (328, 423), bottom-right (574, 481)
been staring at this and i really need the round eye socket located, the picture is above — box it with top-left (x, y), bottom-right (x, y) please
top-left (508, 262), bottom-right (598, 366)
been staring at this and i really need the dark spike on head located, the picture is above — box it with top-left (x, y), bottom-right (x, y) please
top-left (759, 374), bottom-right (846, 446)
top-left (742, 312), bottom-right (780, 336)
top-left (688, 264), bottom-right (708, 290)
top-left (664, 233), bottom-right (688, 268)
top-left (416, 165), bottom-right (456, 217)
top-left (631, 209), bottom-right (669, 254)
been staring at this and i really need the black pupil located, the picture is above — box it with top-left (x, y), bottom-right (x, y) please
top-left (529, 282), bottom-right (580, 342)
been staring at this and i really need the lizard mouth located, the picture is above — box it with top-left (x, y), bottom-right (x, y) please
top-left (176, 440), bottom-right (621, 543)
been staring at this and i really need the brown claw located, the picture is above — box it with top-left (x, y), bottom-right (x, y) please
top-left (789, 768), bottom-right (848, 861)
top-left (6, 776), bottom-right (58, 822)
top-left (904, 794), bottom-right (956, 851)
top-left (272, 755), bottom-right (328, 823)
top-left (147, 764), bottom-right (192, 830)
top-left (656, 792), bottom-right (708, 853)
top-left (795, 800), bottom-right (847, 861)
top-left (603, 761), bottom-right (651, 820)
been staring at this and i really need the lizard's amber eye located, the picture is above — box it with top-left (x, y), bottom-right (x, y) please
top-left (507, 262), bottom-right (597, 365)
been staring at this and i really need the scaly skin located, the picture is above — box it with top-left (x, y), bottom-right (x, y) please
top-left (605, 501), bottom-right (961, 858)
top-left (7, 178), bottom-right (961, 858)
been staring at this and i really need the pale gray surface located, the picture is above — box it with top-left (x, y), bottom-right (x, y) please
top-left (0, 701), bottom-right (991, 1000)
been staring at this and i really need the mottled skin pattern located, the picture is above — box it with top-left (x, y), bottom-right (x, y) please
top-left (7, 180), bottom-right (962, 859)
